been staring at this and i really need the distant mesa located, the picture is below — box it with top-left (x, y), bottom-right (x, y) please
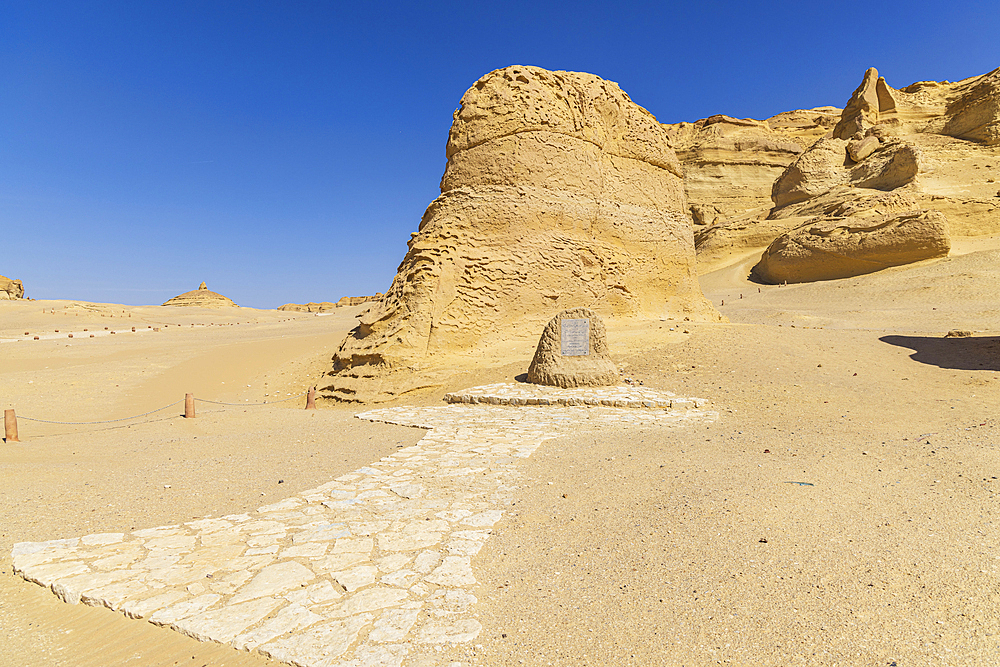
top-left (326, 65), bottom-right (720, 402)
top-left (162, 282), bottom-right (238, 307)
top-left (1, 274), bottom-right (25, 300)
top-left (278, 294), bottom-right (384, 313)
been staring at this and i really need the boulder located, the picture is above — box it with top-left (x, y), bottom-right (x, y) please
top-left (327, 65), bottom-right (718, 401)
top-left (847, 135), bottom-right (880, 162)
top-left (770, 138), bottom-right (850, 208)
top-left (526, 308), bottom-right (618, 388)
top-left (162, 283), bottom-right (238, 308)
top-left (0, 274), bottom-right (24, 300)
top-left (753, 209), bottom-right (950, 284)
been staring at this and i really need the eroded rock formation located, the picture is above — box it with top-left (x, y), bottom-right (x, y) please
top-left (690, 65), bottom-right (1000, 278)
top-left (754, 209), bottom-right (950, 283)
top-left (162, 283), bottom-right (238, 308)
top-left (327, 65), bottom-right (719, 402)
top-left (0, 274), bottom-right (24, 300)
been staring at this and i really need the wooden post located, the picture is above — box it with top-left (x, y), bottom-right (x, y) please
top-left (184, 393), bottom-right (195, 418)
top-left (4, 409), bottom-right (19, 442)
top-left (305, 387), bottom-right (317, 410)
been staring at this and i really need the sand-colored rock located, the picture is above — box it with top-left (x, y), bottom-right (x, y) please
top-left (335, 294), bottom-right (383, 308)
top-left (665, 109), bottom-right (839, 226)
top-left (525, 308), bottom-right (618, 388)
top-left (327, 65), bottom-right (719, 402)
top-left (1, 274), bottom-right (25, 300)
top-left (162, 283), bottom-right (238, 308)
top-left (277, 302), bottom-right (337, 313)
top-left (753, 209), bottom-right (950, 283)
top-left (694, 66), bottom-right (1000, 273)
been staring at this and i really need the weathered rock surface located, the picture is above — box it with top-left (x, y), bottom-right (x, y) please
top-left (162, 283), bottom-right (238, 308)
top-left (327, 65), bottom-right (719, 402)
top-left (694, 66), bottom-right (1000, 274)
top-left (1, 274), bottom-right (25, 300)
top-left (754, 209), bottom-right (950, 283)
top-left (526, 308), bottom-right (618, 388)
top-left (665, 109), bottom-right (839, 225)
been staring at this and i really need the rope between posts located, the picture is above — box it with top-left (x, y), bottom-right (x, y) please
top-left (194, 391), bottom-right (307, 407)
top-left (17, 400), bottom-right (185, 425)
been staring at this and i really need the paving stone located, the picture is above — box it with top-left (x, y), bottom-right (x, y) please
top-left (230, 561), bottom-right (315, 603)
top-left (149, 593), bottom-right (221, 626)
top-left (172, 596), bottom-right (280, 643)
top-left (121, 590), bottom-right (188, 619)
top-left (259, 614), bottom-right (372, 666)
top-left (334, 564), bottom-right (379, 592)
top-left (425, 556), bottom-right (475, 588)
top-left (233, 602), bottom-right (325, 651)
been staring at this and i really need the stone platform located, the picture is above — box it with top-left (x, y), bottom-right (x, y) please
top-left (12, 388), bottom-right (717, 667)
top-left (444, 382), bottom-right (706, 409)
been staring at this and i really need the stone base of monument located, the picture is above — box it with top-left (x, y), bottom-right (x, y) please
top-left (526, 308), bottom-right (618, 388)
top-left (444, 383), bottom-right (707, 409)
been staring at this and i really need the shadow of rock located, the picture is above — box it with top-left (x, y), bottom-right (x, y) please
top-left (880, 335), bottom-right (1000, 371)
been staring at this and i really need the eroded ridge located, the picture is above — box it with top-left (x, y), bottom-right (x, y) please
top-left (12, 396), bottom-right (717, 667)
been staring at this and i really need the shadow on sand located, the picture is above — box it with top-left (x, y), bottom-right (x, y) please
top-left (880, 335), bottom-right (1000, 371)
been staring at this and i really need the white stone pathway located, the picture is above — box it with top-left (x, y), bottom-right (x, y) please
top-left (12, 387), bottom-right (717, 667)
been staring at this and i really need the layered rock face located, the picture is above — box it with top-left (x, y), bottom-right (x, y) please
top-left (0, 274), bottom-right (25, 300)
top-left (687, 65), bottom-right (1000, 279)
top-left (666, 108), bottom-right (844, 266)
top-left (328, 65), bottom-right (719, 401)
top-left (665, 109), bottom-right (839, 226)
top-left (162, 282), bottom-right (238, 307)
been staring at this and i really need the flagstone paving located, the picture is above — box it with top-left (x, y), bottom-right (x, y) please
top-left (12, 386), bottom-right (717, 667)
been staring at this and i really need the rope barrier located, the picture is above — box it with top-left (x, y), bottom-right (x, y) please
top-left (17, 400), bottom-right (184, 425)
top-left (194, 391), bottom-right (307, 407)
top-left (6, 388), bottom-right (315, 437)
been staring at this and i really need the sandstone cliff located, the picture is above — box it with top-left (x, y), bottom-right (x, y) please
top-left (1, 274), bottom-right (25, 300)
top-left (327, 65), bottom-right (720, 402)
top-left (277, 294), bottom-right (383, 313)
top-left (162, 282), bottom-right (238, 308)
top-left (694, 66), bottom-right (1000, 277)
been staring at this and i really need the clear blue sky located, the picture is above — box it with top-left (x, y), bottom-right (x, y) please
top-left (3, 1), bottom-right (998, 307)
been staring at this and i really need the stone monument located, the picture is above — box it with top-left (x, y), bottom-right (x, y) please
top-left (526, 308), bottom-right (618, 388)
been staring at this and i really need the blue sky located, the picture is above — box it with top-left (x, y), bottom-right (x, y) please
top-left (3, 1), bottom-right (998, 307)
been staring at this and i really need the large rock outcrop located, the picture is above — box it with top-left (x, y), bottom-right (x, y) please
top-left (754, 208), bottom-right (950, 283)
top-left (327, 65), bottom-right (719, 402)
top-left (1, 274), bottom-right (24, 300)
top-left (162, 282), bottom-right (238, 308)
top-left (693, 66), bottom-right (1000, 274)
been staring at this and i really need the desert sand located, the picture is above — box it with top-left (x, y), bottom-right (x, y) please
top-left (4, 240), bottom-right (1000, 665)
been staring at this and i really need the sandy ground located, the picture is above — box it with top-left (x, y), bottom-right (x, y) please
top-left (3, 241), bottom-right (1000, 665)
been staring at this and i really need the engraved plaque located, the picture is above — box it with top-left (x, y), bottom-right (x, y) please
top-left (560, 318), bottom-right (590, 356)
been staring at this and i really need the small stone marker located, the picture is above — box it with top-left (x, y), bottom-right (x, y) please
top-left (526, 308), bottom-right (617, 388)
